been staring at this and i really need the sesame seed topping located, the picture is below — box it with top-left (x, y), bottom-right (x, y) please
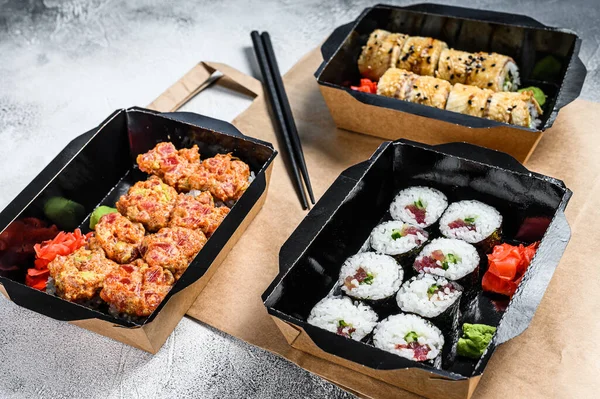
top-left (468, 100), bottom-right (472, 105)
top-left (488, 82), bottom-right (493, 87)
top-left (416, 93), bottom-right (421, 97)
top-left (450, 74), bottom-right (454, 79)
top-left (434, 84), bottom-right (439, 89)
top-left (482, 68), bottom-right (486, 72)
top-left (413, 85), bottom-right (418, 89)
top-left (480, 107), bottom-right (484, 111)
top-left (491, 63), bottom-right (496, 67)
top-left (447, 66), bottom-right (451, 70)
top-left (446, 56), bottom-right (450, 60)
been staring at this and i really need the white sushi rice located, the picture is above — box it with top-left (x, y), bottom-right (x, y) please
top-left (414, 238), bottom-right (479, 280)
top-left (339, 252), bottom-right (403, 300)
top-left (439, 200), bottom-right (502, 244)
top-left (396, 274), bottom-right (462, 318)
top-left (307, 296), bottom-right (378, 341)
top-left (501, 61), bottom-right (520, 92)
top-left (370, 221), bottom-right (429, 256)
top-left (390, 186), bottom-right (448, 228)
top-left (373, 313), bottom-right (444, 361)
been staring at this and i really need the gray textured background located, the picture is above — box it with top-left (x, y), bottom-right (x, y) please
top-left (0, 1), bottom-right (597, 398)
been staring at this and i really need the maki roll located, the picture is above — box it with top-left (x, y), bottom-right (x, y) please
top-left (413, 238), bottom-right (480, 280)
top-left (446, 83), bottom-right (494, 118)
top-left (307, 296), bottom-right (378, 341)
top-left (485, 90), bottom-right (543, 128)
top-left (339, 252), bottom-right (403, 301)
top-left (370, 221), bottom-right (429, 262)
top-left (436, 49), bottom-right (473, 85)
top-left (405, 75), bottom-right (452, 110)
top-left (396, 274), bottom-right (462, 319)
top-left (390, 186), bottom-right (448, 228)
top-left (439, 201), bottom-right (502, 249)
top-left (396, 36), bottom-right (448, 77)
top-left (373, 313), bottom-right (444, 361)
top-left (358, 29), bottom-right (408, 81)
top-left (466, 52), bottom-right (520, 92)
top-left (377, 68), bottom-right (417, 100)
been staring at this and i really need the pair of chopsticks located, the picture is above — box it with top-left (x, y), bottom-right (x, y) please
top-left (251, 31), bottom-right (315, 210)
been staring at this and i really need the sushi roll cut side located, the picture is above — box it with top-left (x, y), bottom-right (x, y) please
top-left (396, 37), bottom-right (449, 77)
top-left (390, 186), bottom-right (448, 228)
top-left (439, 201), bottom-right (502, 245)
top-left (466, 52), bottom-right (520, 92)
top-left (413, 238), bottom-right (480, 280)
top-left (396, 274), bottom-right (462, 318)
top-left (370, 221), bottom-right (429, 257)
top-left (339, 252), bottom-right (403, 301)
top-left (373, 313), bottom-right (444, 361)
top-left (445, 83), bottom-right (494, 118)
top-left (485, 90), bottom-right (543, 128)
top-left (307, 297), bottom-right (378, 341)
top-left (358, 30), bottom-right (409, 81)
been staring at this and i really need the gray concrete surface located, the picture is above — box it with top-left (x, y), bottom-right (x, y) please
top-left (0, 1), bottom-right (597, 398)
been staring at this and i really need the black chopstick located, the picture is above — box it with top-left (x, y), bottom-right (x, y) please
top-left (251, 31), bottom-right (310, 210)
top-left (260, 32), bottom-right (315, 205)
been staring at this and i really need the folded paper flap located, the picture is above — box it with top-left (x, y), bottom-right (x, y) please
top-left (492, 211), bottom-right (571, 345)
top-left (555, 52), bottom-right (587, 111)
top-left (147, 61), bottom-right (263, 113)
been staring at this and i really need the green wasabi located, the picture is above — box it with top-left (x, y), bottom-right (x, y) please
top-left (518, 86), bottom-right (547, 106)
top-left (89, 206), bottom-right (119, 229)
top-left (44, 197), bottom-right (85, 230)
top-left (457, 323), bottom-right (496, 359)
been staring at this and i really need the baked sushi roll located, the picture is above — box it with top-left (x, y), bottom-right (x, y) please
top-left (436, 49), bottom-right (473, 85)
top-left (466, 52), bottom-right (520, 92)
top-left (307, 296), bottom-right (378, 341)
top-left (390, 186), bottom-right (448, 228)
top-left (339, 252), bottom-right (403, 301)
top-left (439, 201), bottom-right (502, 251)
top-left (370, 221), bottom-right (429, 262)
top-left (377, 68), bottom-right (417, 100)
top-left (358, 29), bottom-right (408, 81)
top-left (413, 238), bottom-right (480, 280)
top-left (485, 90), bottom-right (543, 128)
top-left (445, 83), bottom-right (494, 118)
top-left (373, 313), bottom-right (444, 361)
top-left (396, 274), bottom-right (462, 331)
top-left (396, 36), bottom-right (448, 77)
top-left (406, 75), bottom-right (452, 109)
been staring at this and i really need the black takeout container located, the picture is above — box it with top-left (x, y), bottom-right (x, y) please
top-left (315, 3), bottom-right (586, 163)
top-left (263, 139), bottom-right (571, 399)
top-left (0, 107), bottom-right (277, 353)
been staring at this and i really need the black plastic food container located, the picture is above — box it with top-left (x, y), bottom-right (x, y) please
top-left (263, 139), bottom-right (571, 399)
top-left (0, 107), bottom-right (277, 353)
top-left (315, 3), bottom-right (586, 163)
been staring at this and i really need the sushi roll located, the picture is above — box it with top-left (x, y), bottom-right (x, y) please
top-left (370, 221), bottom-right (429, 261)
top-left (485, 90), bottom-right (543, 128)
top-left (396, 36), bottom-right (449, 77)
top-left (405, 75), bottom-right (452, 109)
top-left (358, 30), bottom-right (408, 81)
top-left (439, 201), bottom-right (502, 249)
top-left (445, 83), bottom-right (494, 118)
top-left (377, 68), bottom-right (417, 100)
top-left (436, 49), bottom-right (473, 85)
top-left (390, 186), bottom-right (448, 228)
top-left (413, 238), bottom-right (480, 280)
top-left (466, 52), bottom-right (520, 92)
top-left (373, 313), bottom-right (444, 361)
top-left (307, 296), bottom-right (378, 341)
top-left (396, 274), bottom-right (462, 318)
top-left (339, 252), bottom-right (403, 301)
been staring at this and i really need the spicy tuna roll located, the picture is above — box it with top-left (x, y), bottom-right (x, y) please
top-left (370, 221), bottom-right (429, 262)
top-left (413, 238), bottom-right (480, 280)
top-left (396, 274), bottom-right (462, 318)
top-left (339, 252), bottom-right (403, 301)
top-left (373, 313), bottom-right (444, 362)
top-left (307, 296), bottom-right (378, 341)
top-left (439, 200), bottom-right (502, 250)
top-left (390, 186), bottom-right (448, 228)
